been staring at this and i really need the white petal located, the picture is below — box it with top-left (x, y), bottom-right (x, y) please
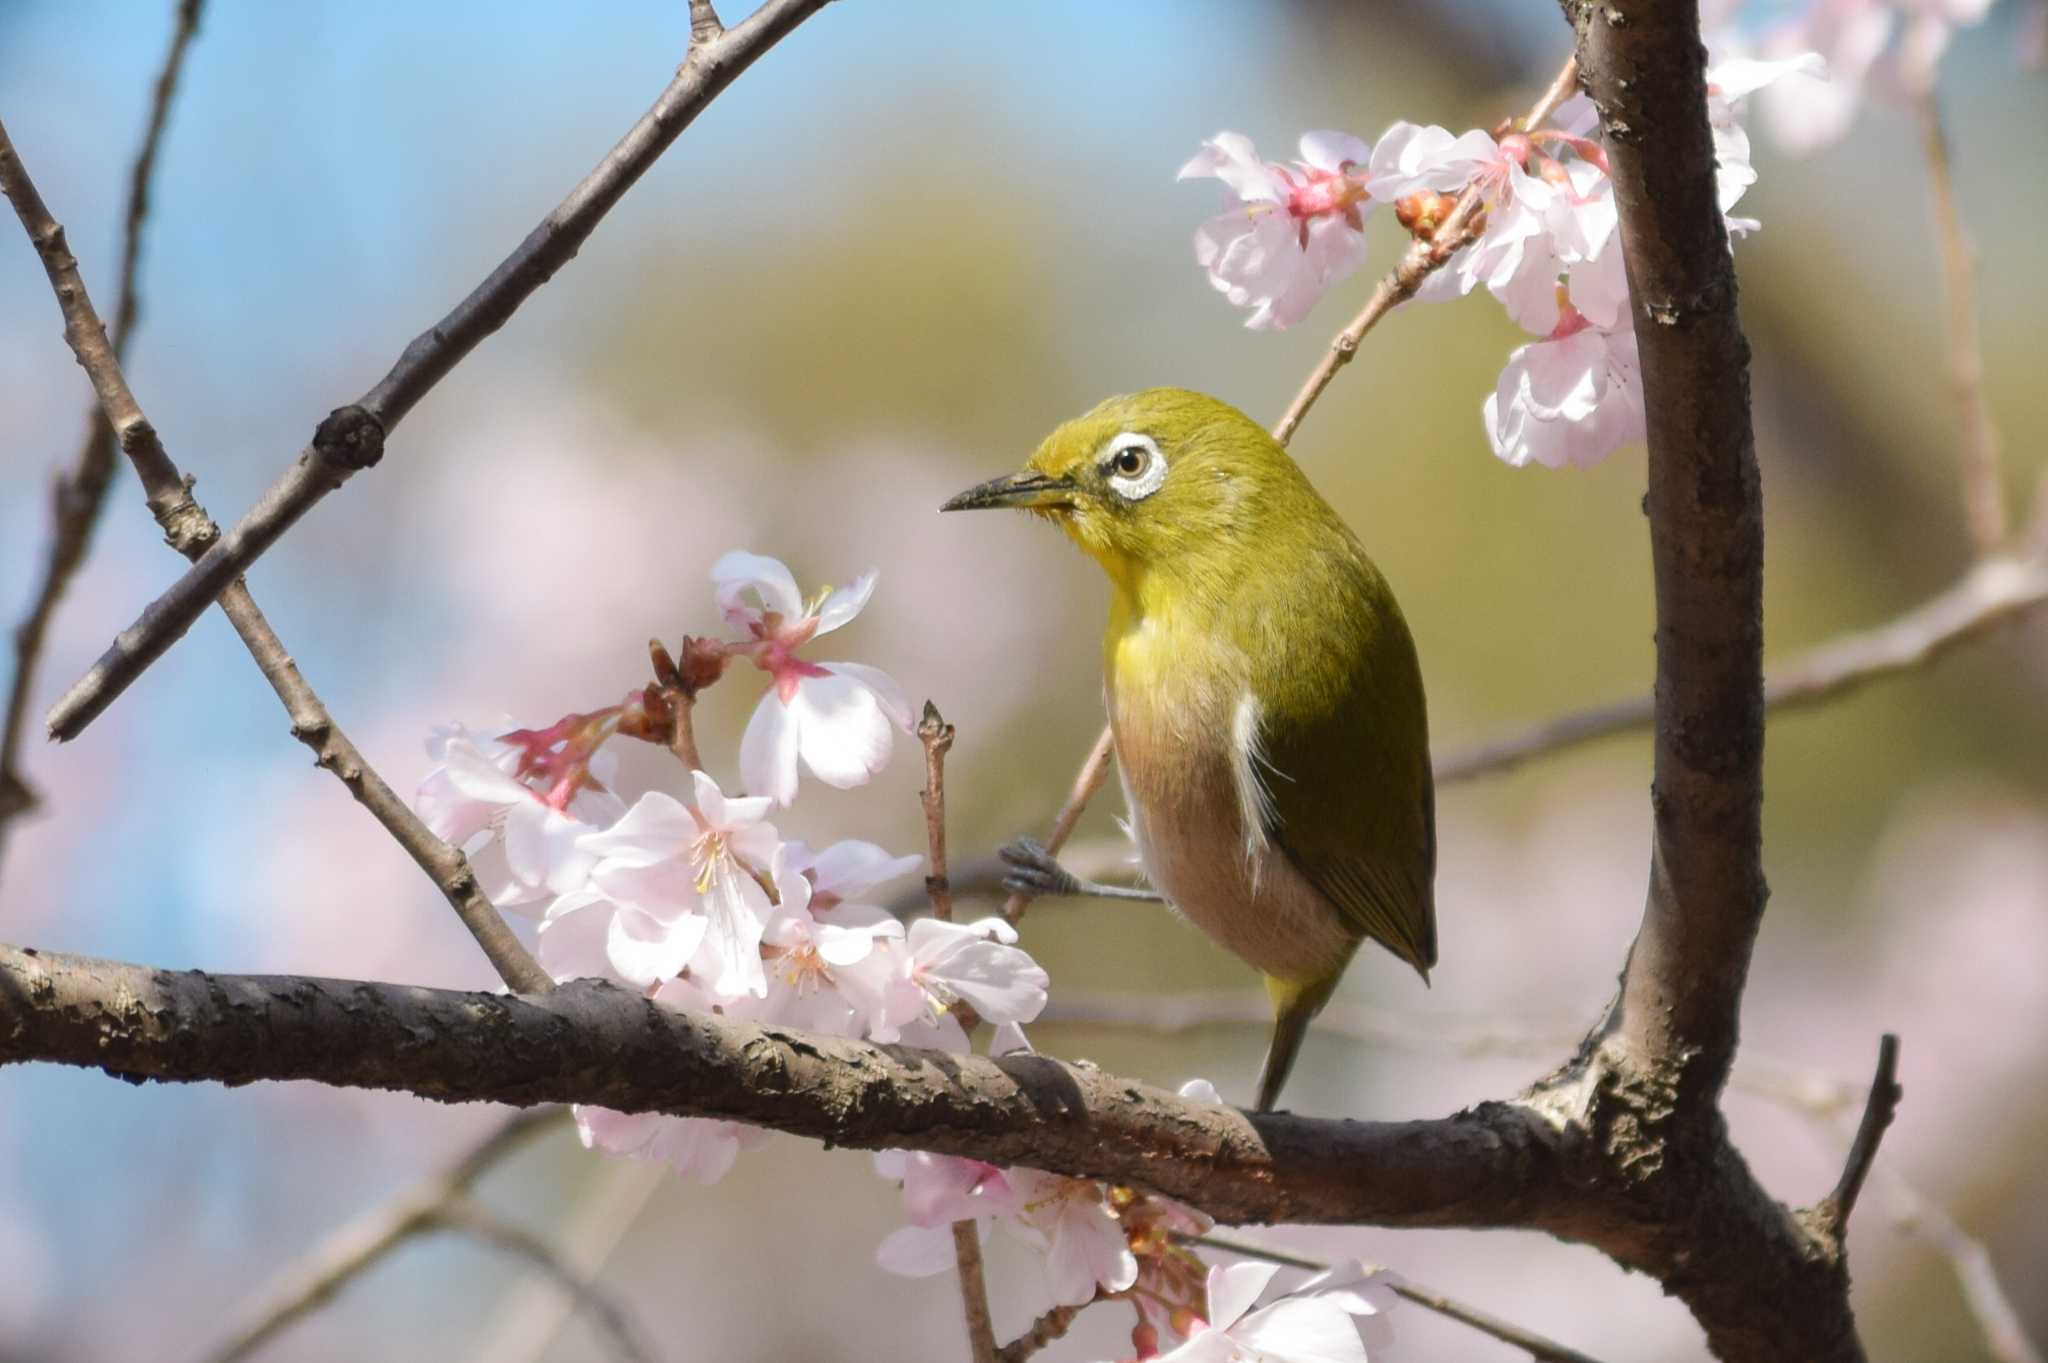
top-left (691, 768), bottom-right (773, 833)
top-left (711, 549), bottom-right (803, 621)
top-left (821, 661), bottom-right (914, 730)
top-left (699, 858), bottom-right (771, 998)
top-left (989, 1022), bottom-right (1034, 1056)
top-left (1234, 1297), bottom-right (1372, 1363)
top-left (1177, 133), bottom-right (1287, 203)
top-left (1208, 1261), bottom-right (1283, 1330)
top-left (812, 570), bottom-right (878, 636)
top-left (574, 1105), bottom-right (660, 1155)
top-left (876, 1224), bottom-right (960, 1278)
top-left (606, 904), bottom-right (707, 987)
top-left (1178, 1077), bottom-right (1224, 1105)
top-left (932, 938), bottom-right (1048, 1024)
top-left (806, 839), bottom-right (924, 898)
top-left (739, 691), bottom-right (801, 806)
top-left (576, 790), bottom-right (694, 868)
top-left (1298, 129), bottom-right (1371, 172)
top-left (538, 889), bottom-right (618, 982)
top-left (789, 673), bottom-right (897, 790)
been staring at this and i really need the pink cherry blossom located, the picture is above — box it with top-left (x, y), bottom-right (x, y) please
top-left (1751, 0), bottom-right (1980, 155)
top-left (760, 853), bottom-right (904, 1035)
top-left (713, 551), bottom-right (911, 807)
top-left (1483, 311), bottom-right (1646, 471)
top-left (416, 722), bottom-right (623, 912)
top-left (1179, 130), bottom-right (1376, 330)
top-left (1154, 1261), bottom-right (1391, 1363)
top-left (839, 915), bottom-right (1049, 1043)
top-left (1005, 1169), bottom-right (1140, 1307)
top-left (872, 1150), bottom-right (1023, 1276)
top-left (551, 771), bottom-right (781, 995)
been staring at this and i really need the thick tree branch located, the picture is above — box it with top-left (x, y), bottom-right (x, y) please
top-left (0, 114), bottom-right (549, 993)
top-left (1435, 547), bottom-right (2048, 783)
top-left (0, 0), bottom-right (204, 864)
top-left (44, 0), bottom-right (834, 743)
top-left (0, 941), bottom-right (1581, 1232)
top-left (1572, 0), bottom-right (1768, 1104)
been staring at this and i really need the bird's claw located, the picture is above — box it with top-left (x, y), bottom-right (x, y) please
top-left (998, 836), bottom-right (1083, 898)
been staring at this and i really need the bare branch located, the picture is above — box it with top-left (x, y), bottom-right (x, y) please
top-left (199, 1109), bottom-right (562, 1363)
top-left (1270, 53), bottom-right (1582, 448)
top-left (0, 0), bottom-right (205, 862)
top-left (1573, 0), bottom-right (1769, 1099)
top-left (1435, 548), bottom-right (2048, 784)
top-left (432, 1199), bottom-right (658, 1363)
top-left (1890, 1185), bottom-right (2045, 1363)
top-left (995, 1303), bottom-right (1083, 1363)
top-left (44, 0), bottom-right (835, 742)
top-left (0, 940), bottom-right (1576, 1230)
top-left (1817, 1033), bottom-right (1901, 1239)
top-left (1915, 90), bottom-right (2007, 554)
top-left (950, 1221), bottom-right (999, 1363)
top-left (914, 701), bottom-right (998, 1363)
top-left (0, 114), bottom-right (550, 993)
top-left (688, 0), bottom-right (725, 45)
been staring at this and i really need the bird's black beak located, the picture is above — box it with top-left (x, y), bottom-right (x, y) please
top-left (940, 469), bottom-right (1077, 513)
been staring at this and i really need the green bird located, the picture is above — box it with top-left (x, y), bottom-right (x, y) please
top-left (942, 388), bottom-right (1435, 1112)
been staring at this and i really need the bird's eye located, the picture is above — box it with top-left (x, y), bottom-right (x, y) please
top-left (1101, 432), bottom-right (1167, 501)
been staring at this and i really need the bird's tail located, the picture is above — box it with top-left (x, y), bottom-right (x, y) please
top-left (1256, 973), bottom-right (1340, 1112)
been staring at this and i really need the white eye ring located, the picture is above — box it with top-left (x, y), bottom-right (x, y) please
top-left (1101, 432), bottom-right (1166, 502)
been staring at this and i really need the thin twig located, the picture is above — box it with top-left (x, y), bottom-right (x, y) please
top-left (1270, 53), bottom-right (1582, 448)
top-left (914, 700), bottom-right (997, 1363)
top-left (917, 701), bottom-right (958, 923)
top-left (995, 1303), bottom-right (1083, 1363)
top-left (1000, 723), bottom-right (1114, 924)
top-left (1915, 90), bottom-right (2007, 555)
top-left (196, 1109), bottom-right (564, 1363)
top-left (0, 115), bottom-right (550, 993)
top-left (1007, 56), bottom-right (1583, 896)
top-left (1888, 1179), bottom-right (2045, 1363)
top-left (0, 0), bottom-right (205, 865)
top-left (44, 0), bottom-right (835, 743)
top-left (1435, 548), bottom-right (2048, 784)
top-left (460, 1160), bottom-right (668, 1363)
top-left (432, 1198), bottom-right (659, 1363)
top-left (950, 1221), bottom-right (1000, 1363)
top-left (1179, 1232), bottom-right (1611, 1363)
top-left (1818, 1033), bottom-right (1901, 1238)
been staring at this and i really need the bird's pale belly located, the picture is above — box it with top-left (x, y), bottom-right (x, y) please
top-left (1115, 741), bottom-right (1358, 984)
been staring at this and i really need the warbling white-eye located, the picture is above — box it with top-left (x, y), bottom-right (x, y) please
top-left (942, 388), bottom-right (1436, 1112)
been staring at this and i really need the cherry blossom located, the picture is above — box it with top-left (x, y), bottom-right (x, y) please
top-left (1750, 0), bottom-right (1987, 155)
top-left (873, 1150), bottom-right (1023, 1276)
top-left (760, 853), bottom-right (905, 1035)
top-left (1483, 312), bottom-right (1646, 470)
top-left (416, 722), bottom-right (623, 911)
top-left (1179, 130), bottom-right (1376, 330)
top-left (1006, 1170), bottom-right (1140, 1306)
top-left (714, 551), bottom-right (912, 807)
top-left (549, 770), bottom-right (780, 995)
top-left (839, 915), bottom-right (1049, 1043)
top-left (1152, 1261), bottom-right (1393, 1363)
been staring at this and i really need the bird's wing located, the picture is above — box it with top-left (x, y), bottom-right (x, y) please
top-left (1249, 607), bottom-right (1437, 977)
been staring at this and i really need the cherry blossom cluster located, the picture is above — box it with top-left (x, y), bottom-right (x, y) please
top-left (1178, 43), bottom-right (1825, 470)
top-left (874, 1084), bottom-right (1399, 1361)
top-left (415, 550), bottom-right (1047, 1182)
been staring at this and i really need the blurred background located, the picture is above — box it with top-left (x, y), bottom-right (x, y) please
top-left (1, 1), bottom-right (2043, 1359)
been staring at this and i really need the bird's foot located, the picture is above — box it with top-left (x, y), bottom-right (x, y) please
top-left (999, 837), bottom-right (1163, 902)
